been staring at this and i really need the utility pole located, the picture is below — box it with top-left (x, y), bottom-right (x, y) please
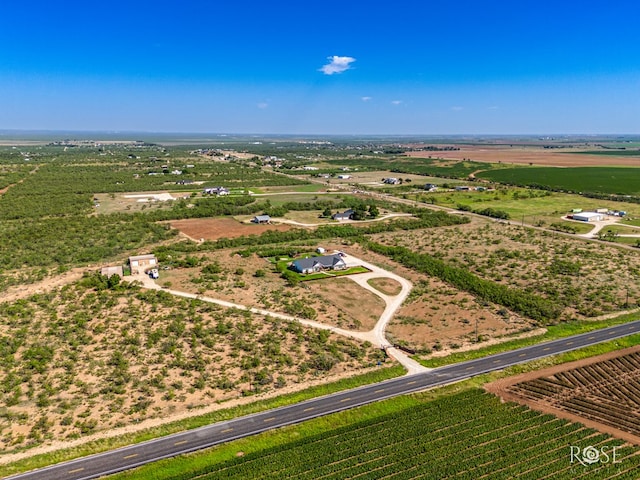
top-left (475, 318), bottom-right (479, 343)
top-left (626, 287), bottom-right (629, 308)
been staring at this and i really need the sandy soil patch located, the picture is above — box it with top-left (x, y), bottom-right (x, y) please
top-left (486, 345), bottom-right (640, 446)
top-left (123, 193), bottom-right (176, 202)
top-left (0, 268), bottom-right (86, 303)
top-left (168, 217), bottom-right (297, 242)
top-left (367, 277), bottom-right (402, 296)
top-left (406, 146), bottom-right (640, 167)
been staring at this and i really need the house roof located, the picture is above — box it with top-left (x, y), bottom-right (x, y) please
top-left (293, 254), bottom-right (345, 271)
top-left (254, 215), bottom-right (270, 221)
top-left (101, 266), bottom-right (123, 277)
top-left (129, 254), bottom-right (156, 262)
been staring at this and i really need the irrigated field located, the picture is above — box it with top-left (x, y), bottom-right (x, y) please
top-left (488, 346), bottom-right (640, 445)
top-left (111, 389), bottom-right (640, 480)
top-left (477, 166), bottom-right (640, 196)
top-left (169, 217), bottom-right (295, 241)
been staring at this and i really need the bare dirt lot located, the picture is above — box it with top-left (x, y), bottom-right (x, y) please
top-left (407, 146), bottom-right (640, 167)
top-left (486, 345), bottom-right (640, 445)
top-left (168, 217), bottom-right (297, 241)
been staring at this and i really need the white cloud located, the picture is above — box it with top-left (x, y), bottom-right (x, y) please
top-left (257, 102), bottom-right (269, 109)
top-left (319, 56), bottom-right (356, 75)
top-left (488, 105), bottom-right (499, 110)
top-left (451, 106), bottom-right (464, 111)
top-left (391, 100), bottom-right (403, 105)
top-left (361, 96), bottom-right (372, 102)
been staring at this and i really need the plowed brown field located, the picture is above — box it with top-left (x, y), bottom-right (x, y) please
top-left (486, 345), bottom-right (640, 445)
top-left (169, 217), bottom-right (297, 241)
top-left (407, 147), bottom-right (640, 167)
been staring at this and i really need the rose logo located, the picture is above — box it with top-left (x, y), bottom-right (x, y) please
top-left (582, 446), bottom-right (600, 464)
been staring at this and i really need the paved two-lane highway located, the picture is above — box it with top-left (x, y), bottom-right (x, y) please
top-left (7, 319), bottom-right (640, 480)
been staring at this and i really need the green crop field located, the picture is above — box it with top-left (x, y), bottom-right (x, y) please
top-left (477, 166), bottom-right (640, 195)
top-left (112, 389), bottom-right (640, 480)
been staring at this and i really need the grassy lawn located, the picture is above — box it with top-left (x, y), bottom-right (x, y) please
top-left (275, 255), bottom-right (370, 282)
top-left (548, 219), bottom-right (595, 234)
top-left (297, 266), bottom-right (370, 281)
top-left (603, 224), bottom-right (640, 235)
top-left (411, 189), bottom-right (640, 220)
top-left (281, 210), bottom-right (334, 224)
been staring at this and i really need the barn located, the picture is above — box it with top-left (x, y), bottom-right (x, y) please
top-left (573, 212), bottom-right (605, 222)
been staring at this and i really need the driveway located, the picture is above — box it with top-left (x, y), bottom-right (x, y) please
top-left (135, 251), bottom-right (427, 375)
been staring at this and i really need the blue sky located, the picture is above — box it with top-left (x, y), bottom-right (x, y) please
top-left (1, 1), bottom-right (639, 134)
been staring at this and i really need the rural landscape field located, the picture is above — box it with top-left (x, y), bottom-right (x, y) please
top-left (1, 134), bottom-right (640, 480)
top-left (4, 1), bottom-right (640, 478)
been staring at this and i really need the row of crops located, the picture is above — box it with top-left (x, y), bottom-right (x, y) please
top-left (508, 351), bottom-right (640, 438)
top-left (154, 389), bottom-right (640, 480)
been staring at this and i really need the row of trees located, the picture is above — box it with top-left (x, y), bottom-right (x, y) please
top-left (366, 242), bottom-right (561, 323)
top-left (154, 210), bottom-right (469, 258)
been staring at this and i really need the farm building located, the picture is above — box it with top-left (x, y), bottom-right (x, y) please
top-left (252, 215), bottom-right (271, 224)
top-left (101, 266), bottom-right (123, 278)
top-left (291, 254), bottom-right (347, 274)
top-left (203, 186), bottom-right (229, 195)
top-left (382, 177), bottom-right (401, 184)
top-left (573, 212), bottom-right (605, 222)
top-left (337, 174), bottom-right (351, 179)
top-left (129, 254), bottom-right (157, 274)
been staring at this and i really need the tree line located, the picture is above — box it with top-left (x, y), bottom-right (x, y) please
top-left (365, 242), bottom-right (561, 323)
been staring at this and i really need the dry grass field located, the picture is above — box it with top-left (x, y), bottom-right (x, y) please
top-left (343, 243), bottom-right (536, 353)
top-left (168, 217), bottom-right (296, 241)
top-left (0, 278), bottom-right (382, 453)
top-left (158, 247), bottom-right (385, 331)
top-left (370, 221), bottom-right (640, 320)
top-left (407, 145), bottom-right (640, 167)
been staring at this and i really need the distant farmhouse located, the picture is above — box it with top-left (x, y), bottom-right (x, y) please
top-left (252, 214), bottom-right (271, 224)
top-left (129, 254), bottom-right (157, 274)
top-left (424, 183), bottom-right (438, 192)
top-left (332, 209), bottom-right (354, 221)
top-left (203, 186), bottom-right (230, 195)
top-left (382, 177), bottom-right (401, 184)
top-left (291, 254), bottom-right (347, 274)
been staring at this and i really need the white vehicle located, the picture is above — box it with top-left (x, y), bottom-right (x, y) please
top-left (149, 268), bottom-right (159, 279)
